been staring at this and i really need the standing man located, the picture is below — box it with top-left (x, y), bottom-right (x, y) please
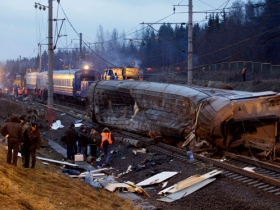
top-left (65, 123), bottom-right (77, 160)
top-left (77, 126), bottom-right (88, 160)
top-left (19, 116), bottom-right (29, 166)
top-left (0, 114), bottom-right (22, 166)
top-left (241, 65), bottom-right (247, 81)
top-left (100, 127), bottom-right (115, 167)
top-left (24, 122), bottom-right (41, 168)
top-left (88, 127), bottom-right (101, 158)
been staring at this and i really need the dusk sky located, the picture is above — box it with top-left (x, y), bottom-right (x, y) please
top-left (0, 0), bottom-right (232, 62)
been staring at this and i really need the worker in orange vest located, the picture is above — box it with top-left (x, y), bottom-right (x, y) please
top-left (100, 127), bottom-right (115, 167)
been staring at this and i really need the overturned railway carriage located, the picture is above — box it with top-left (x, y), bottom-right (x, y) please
top-left (86, 80), bottom-right (280, 157)
top-left (26, 69), bottom-right (100, 100)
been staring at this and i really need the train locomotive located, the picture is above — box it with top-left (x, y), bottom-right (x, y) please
top-left (86, 80), bottom-right (280, 159)
top-left (25, 69), bottom-right (101, 101)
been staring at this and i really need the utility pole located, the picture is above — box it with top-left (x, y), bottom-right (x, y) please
top-left (47, 0), bottom-right (55, 127)
top-left (19, 55), bottom-right (24, 87)
top-left (38, 43), bottom-right (42, 72)
top-left (79, 33), bottom-right (82, 69)
top-left (187, 0), bottom-right (193, 85)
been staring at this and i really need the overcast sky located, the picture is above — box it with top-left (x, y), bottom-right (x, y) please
top-left (0, 0), bottom-right (232, 62)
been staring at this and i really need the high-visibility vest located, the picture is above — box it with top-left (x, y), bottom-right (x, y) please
top-left (101, 132), bottom-right (113, 148)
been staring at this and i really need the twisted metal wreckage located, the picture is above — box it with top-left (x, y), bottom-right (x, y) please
top-left (86, 80), bottom-right (280, 159)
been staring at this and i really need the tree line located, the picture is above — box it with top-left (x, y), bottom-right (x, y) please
top-left (1, 0), bottom-right (280, 77)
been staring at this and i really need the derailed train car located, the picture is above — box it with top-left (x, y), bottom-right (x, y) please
top-left (86, 80), bottom-right (280, 158)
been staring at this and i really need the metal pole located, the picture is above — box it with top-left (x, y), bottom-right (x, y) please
top-left (187, 0), bottom-right (193, 85)
top-left (19, 55), bottom-right (23, 87)
top-left (39, 43), bottom-right (42, 72)
top-left (47, 0), bottom-right (55, 127)
top-left (79, 33), bottom-right (82, 69)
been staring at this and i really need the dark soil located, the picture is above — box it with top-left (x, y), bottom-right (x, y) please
top-left (1, 80), bottom-right (280, 209)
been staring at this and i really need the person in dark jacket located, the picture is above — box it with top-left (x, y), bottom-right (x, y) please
top-left (0, 114), bottom-right (23, 166)
top-left (24, 122), bottom-right (41, 168)
top-left (77, 126), bottom-right (88, 160)
top-left (100, 127), bottom-right (115, 167)
top-left (65, 123), bottom-right (77, 160)
top-left (88, 127), bottom-right (101, 158)
top-left (19, 116), bottom-right (29, 166)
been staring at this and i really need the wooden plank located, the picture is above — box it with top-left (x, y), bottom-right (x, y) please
top-left (136, 171), bottom-right (178, 186)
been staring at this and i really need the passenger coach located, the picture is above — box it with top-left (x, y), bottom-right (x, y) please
top-left (26, 68), bottom-right (101, 100)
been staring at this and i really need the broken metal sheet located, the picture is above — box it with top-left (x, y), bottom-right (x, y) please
top-left (70, 173), bottom-right (106, 178)
top-left (162, 181), bottom-right (168, 189)
top-left (105, 181), bottom-right (150, 197)
top-left (125, 181), bottom-right (150, 197)
top-left (158, 170), bottom-right (222, 194)
top-left (126, 165), bottom-right (132, 173)
top-left (228, 91), bottom-right (277, 100)
top-left (136, 171), bottom-right (178, 187)
top-left (158, 178), bottom-right (216, 203)
top-left (105, 183), bottom-right (135, 192)
top-left (77, 168), bottom-right (113, 177)
top-left (36, 156), bottom-right (79, 167)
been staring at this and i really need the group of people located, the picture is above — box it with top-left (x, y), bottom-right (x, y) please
top-left (0, 115), bottom-right (41, 168)
top-left (65, 124), bottom-right (115, 167)
top-left (0, 114), bottom-right (115, 168)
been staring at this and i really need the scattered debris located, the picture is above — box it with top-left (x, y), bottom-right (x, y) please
top-left (105, 181), bottom-right (150, 197)
top-left (51, 120), bottom-right (64, 130)
top-left (158, 178), bottom-right (216, 202)
top-left (162, 181), bottom-right (168, 189)
top-left (136, 171), bottom-right (178, 187)
top-left (36, 156), bottom-right (79, 167)
top-left (243, 167), bottom-right (256, 172)
top-left (133, 148), bottom-right (147, 155)
top-left (157, 170), bottom-right (222, 202)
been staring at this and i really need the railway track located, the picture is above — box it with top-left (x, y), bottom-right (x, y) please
top-left (6, 95), bottom-right (280, 196)
top-left (148, 142), bottom-right (280, 196)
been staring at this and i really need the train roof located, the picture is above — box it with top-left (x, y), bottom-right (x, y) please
top-left (26, 69), bottom-right (100, 75)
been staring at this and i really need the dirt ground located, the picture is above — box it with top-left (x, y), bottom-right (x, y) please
top-left (1, 80), bottom-right (280, 209)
